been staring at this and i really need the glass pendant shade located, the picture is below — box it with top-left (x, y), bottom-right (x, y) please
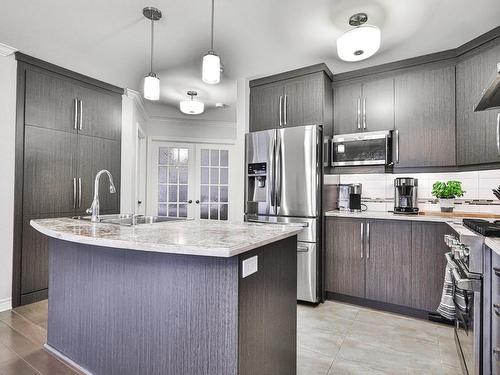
top-left (180, 97), bottom-right (205, 115)
top-left (144, 73), bottom-right (160, 100)
top-left (202, 52), bottom-right (221, 84)
top-left (337, 25), bottom-right (381, 62)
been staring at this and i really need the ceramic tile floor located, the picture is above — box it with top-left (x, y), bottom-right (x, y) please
top-left (0, 299), bottom-right (461, 374)
top-left (298, 300), bottom-right (462, 375)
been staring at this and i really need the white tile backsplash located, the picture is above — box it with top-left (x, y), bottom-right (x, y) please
top-left (329, 169), bottom-right (500, 206)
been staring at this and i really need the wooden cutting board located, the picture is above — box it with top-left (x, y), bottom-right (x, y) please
top-left (418, 211), bottom-right (500, 219)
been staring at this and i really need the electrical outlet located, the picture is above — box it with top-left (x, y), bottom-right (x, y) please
top-left (242, 256), bottom-right (258, 278)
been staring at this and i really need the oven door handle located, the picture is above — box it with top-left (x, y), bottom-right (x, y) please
top-left (451, 267), bottom-right (481, 292)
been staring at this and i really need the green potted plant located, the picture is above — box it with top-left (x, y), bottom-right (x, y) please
top-left (431, 181), bottom-right (465, 212)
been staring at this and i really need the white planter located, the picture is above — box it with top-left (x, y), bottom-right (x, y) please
top-left (439, 198), bottom-right (455, 213)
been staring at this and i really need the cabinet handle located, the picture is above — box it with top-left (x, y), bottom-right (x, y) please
top-left (366, 222), bottom-right (370, 259)
top-left (279, 95), bottom-right (283, 127)
top-left (73, 99), bottom-right (78, 130)
top-left (494, 267), bottom-right (500, 278)
top-left (493, 304), bottom-right (500, 317)
top-left (496, 113), bottom-right (500, 156)
top-left (78, 177), bottom-right (82, 208)
top-left (357, 98), bottom-right (361, 129)
top-left (284, 95), bottom-right (288, 126)
top-left (363, 97), bottom-right (366, 129)
top-left (79, 100), bottom-right (83, 130)
top-left (73, 178), bottom-right (77, 209)
top-left (360, 222), bottom-right (364, 258)
top-left (395, 129), bottom-right (400, 164)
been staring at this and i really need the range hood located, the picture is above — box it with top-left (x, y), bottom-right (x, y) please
top-left (474, 62), bottom-right (500, 112)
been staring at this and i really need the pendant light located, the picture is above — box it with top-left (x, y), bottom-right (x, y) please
top-left (337, 13), bottom-right (381, 62)
top-left (143, 7), bottom-right (162, 100)
top-left (202, 0), bottom-right (221, 84)
top-left (180, 91), bottom-right (205, 115)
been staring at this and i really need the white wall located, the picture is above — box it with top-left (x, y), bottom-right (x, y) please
top-left (0, 54), bottom-right (17, 311)
top-left (120, 89), bottom-right (148, 214)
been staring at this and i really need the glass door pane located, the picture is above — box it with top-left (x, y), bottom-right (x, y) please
top-left (149, 142), bottom-right (195, 218)
top-left (197, 146), bottom-right (230, 221)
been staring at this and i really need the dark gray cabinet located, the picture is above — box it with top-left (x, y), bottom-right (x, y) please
top-left (325, 217), bottom-right (365, 298)
top-left (249, 65), bottom-right (333, 136)
top-left (333, 77), bottom-right (394, 134)
top-left (410, 222), bottom-right (453, 311)
top-left (325, 217), bottom-right (451, 313)
top-left (14, 55), bottom-right (123, 307)
top-left (365, 220), bottom-right (412, 306)
top-left (456, 41), bottom-right (500, 165)
top-left (394, 65), bottom-right (456, 168)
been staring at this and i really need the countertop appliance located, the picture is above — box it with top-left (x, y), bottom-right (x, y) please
top-left (332, 130), bottom-right (392, 166)
top-left (475, 62), bottom-right (500, 111)
top-left (463, 219), bottom-right (500, 237)
top-left (338, 184), bottom-right (362, 212)
top-left (394, 177), bottom-right (418, 214)
top-left (444, 226), bottom-right (487, 375)
top-left (245, 124), bottom-right (323, 303)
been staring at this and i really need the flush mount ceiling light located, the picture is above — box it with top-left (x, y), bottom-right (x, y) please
top-left (336, 13), bottom-right (381, 62)
top-left (202, 0), bottom-right (221, 84)
top-left (143, 7), bottom-right (162, 101)
top-left (180, 91), bottom-right (205, 115)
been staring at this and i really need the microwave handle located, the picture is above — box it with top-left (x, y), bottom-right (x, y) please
top-left (395, 129), bottom-right (399, 164)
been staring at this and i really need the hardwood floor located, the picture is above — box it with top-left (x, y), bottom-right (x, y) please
top-left (0, 300), bottom-right (81, 375)
top-left (0, 300), bottom-right (460, 375)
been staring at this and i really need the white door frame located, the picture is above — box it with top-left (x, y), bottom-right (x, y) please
top-left (146, 137), bottom-right (237, 220)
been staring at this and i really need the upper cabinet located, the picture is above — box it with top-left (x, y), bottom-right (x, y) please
top-left (456, 41), bottom-right (500, 166)
top-left (249, 65), bottom-right (333, 136)
top-left (394, 65), bottom-right (456, 168)
top-left (333, 77), bottom-right (394, 134)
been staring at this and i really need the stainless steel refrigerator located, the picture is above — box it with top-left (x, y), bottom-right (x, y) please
top-left (244, 124), bottom-right (323, 303)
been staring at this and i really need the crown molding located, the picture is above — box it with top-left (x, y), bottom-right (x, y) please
top-left (148, 115), bottom-right (236, 128)
top-left (124, 88), bottom-right (149, 121)
top-left (0, 42), bottom-right (18, 57)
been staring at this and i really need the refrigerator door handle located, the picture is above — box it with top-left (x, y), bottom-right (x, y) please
top-left (275, 131), bottom-right (282, 210)
top-left (270, 130), bottom-right (277, 212)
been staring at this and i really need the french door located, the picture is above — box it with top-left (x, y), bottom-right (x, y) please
top-left (148, 141), bottom-right (232, 220)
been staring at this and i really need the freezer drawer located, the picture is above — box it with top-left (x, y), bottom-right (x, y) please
top-left (297, 242), bottom-right (317, 303)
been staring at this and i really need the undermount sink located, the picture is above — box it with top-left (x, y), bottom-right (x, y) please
top-left (72, 214), bottom-right (186, 226)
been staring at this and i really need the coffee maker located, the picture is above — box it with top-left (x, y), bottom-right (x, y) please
top-left (338, 184), bottom-right (362, 212)
top-left (394, 178), bottom-right (418, 214)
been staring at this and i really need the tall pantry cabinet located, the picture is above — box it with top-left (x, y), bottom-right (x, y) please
top-left (13, 53), bottom-right (123, 307)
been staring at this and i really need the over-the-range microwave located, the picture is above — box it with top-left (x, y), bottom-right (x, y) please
top-left (332, 130), bottom-right (393, 166)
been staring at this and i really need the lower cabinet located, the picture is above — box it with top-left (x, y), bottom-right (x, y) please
top-left (325, 217), bottom-right (451, 312)
top-left (325, 218), bottom-right (365, 298)
top-left (365, 220), bottom-right (412, 306)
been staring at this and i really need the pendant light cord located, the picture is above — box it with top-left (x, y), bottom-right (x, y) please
top-left (210, 0), bottom-right (215, 51)
top-left (150, 19), bottom-right (154, 73)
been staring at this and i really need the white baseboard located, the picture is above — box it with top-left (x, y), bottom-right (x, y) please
top-left (0, 298), bottom-right (12, 312)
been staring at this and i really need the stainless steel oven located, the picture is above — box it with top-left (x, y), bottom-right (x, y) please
top-left (332, 130), bottom-right (392, 166)
top-left (444, 228), bottom-right (485, 375)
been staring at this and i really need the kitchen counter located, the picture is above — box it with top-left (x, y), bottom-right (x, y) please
top-left (486, 238), bottom-right (500, 256)
top-left (32, 216), bottom-right (299, 375)
top-left (31, 217), bottom-right (302, 257)
top-left (324, 210), bottom-right (462, 223)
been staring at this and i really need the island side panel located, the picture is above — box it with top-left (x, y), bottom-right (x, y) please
top-left (238, 235), bottom-right (298, 375)
top-left (47, 239), bottom-right (239, 375)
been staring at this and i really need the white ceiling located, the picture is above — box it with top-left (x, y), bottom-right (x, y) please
top-left (1, 0), bottom-right (499, 118)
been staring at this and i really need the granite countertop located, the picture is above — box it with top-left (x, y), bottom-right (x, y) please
top-left (31, 217), bottom-right (303, 258)
top-left (324, 210), bottom-right (463, 223)
top-left (485, 238), bottom-right (500, 257)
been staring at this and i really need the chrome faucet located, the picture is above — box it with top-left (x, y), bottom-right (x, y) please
top-left (86, 169), bottom-right (117, 222)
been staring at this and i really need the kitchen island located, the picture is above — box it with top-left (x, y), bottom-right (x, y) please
top-left (31, 217), bottom-right (301, 375)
